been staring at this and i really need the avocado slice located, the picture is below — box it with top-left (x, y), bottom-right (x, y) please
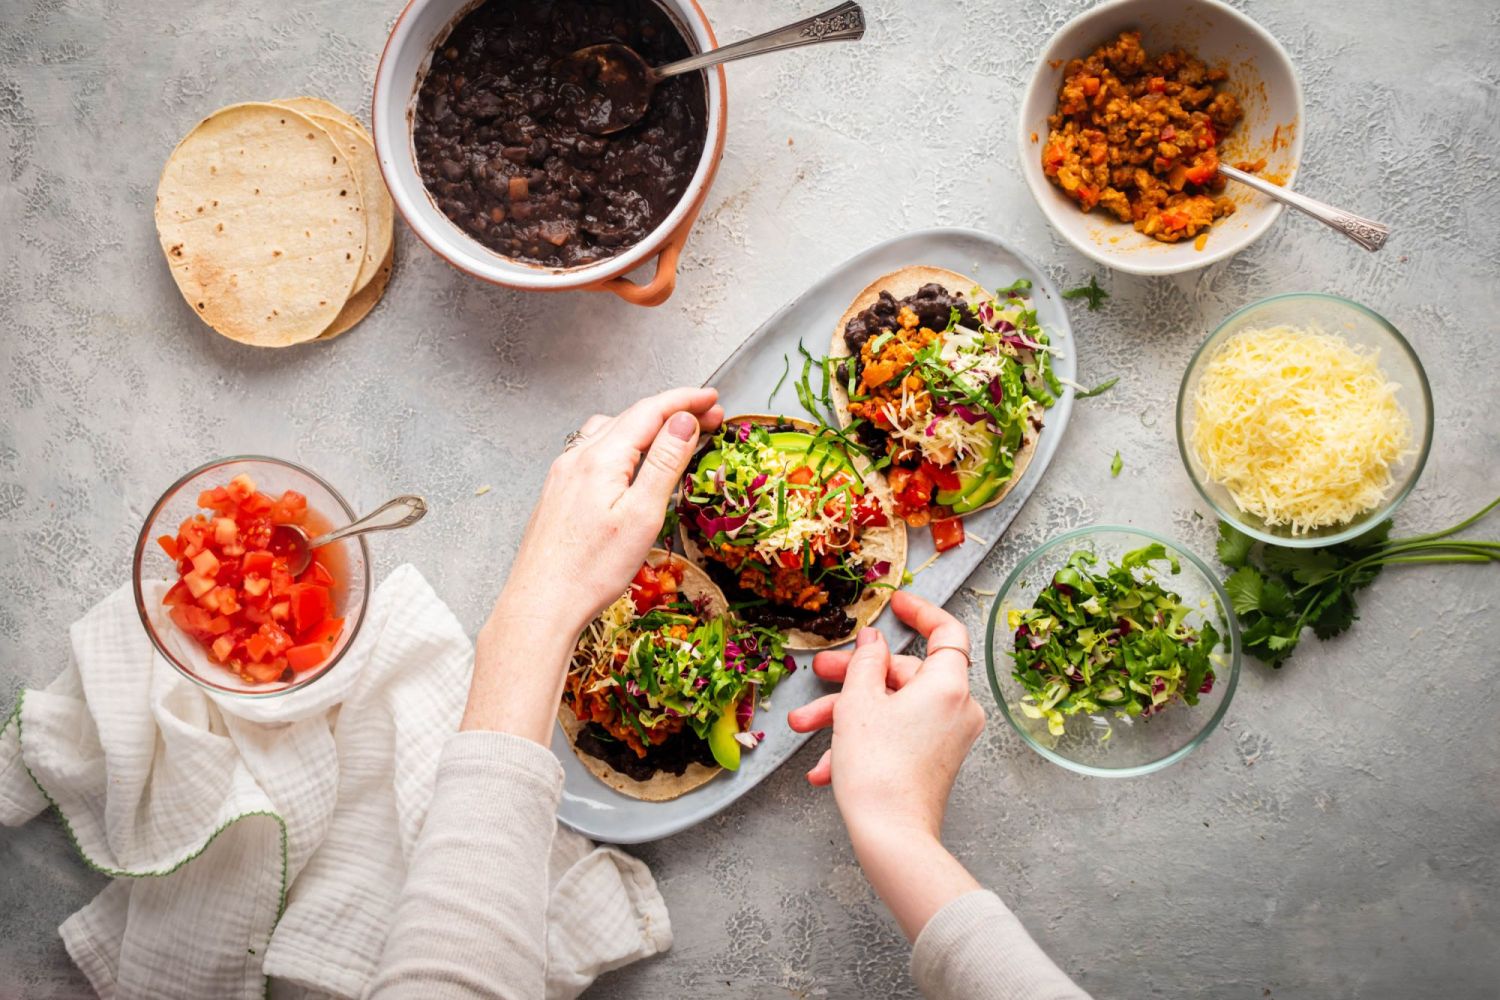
top-left (707, 706), bottom-right (742, 770)
top-left (697, 430), bottom-right (863, 494)
top-left (935, 434), bottom-right (1015, 513)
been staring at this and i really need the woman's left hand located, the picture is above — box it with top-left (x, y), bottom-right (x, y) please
top-left (463, 386), bottom-right (723, 741)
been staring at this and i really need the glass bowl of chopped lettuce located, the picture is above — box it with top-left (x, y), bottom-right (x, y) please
top-left (985, 527), bottom-right (1241, 776)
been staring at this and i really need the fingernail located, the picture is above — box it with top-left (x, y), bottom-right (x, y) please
top-left (856, 627), bottom-right (879, 647)
top-left (667, 411), bottom-right (696, 440)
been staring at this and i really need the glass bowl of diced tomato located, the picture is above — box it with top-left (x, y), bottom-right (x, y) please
top-left (132, 457), bottom-right (371, 697)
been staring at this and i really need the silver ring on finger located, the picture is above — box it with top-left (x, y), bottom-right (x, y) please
top-left (563, 429), bottom-right (588, 452)
top-left (925, 644), bottom-right (972, 668)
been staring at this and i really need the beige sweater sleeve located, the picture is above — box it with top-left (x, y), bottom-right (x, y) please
top-left (369, 731), bottom-right (563, 1000)
top-left (911, 890), bottom-right (1091, 1000)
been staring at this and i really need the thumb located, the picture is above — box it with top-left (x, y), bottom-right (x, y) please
top-left (627, 410), bottom-right (699, 510)
top-left (842, 627), bottom-right (890, 698)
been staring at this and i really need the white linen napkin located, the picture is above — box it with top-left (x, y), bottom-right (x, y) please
top-left (0, 564), bottom-right (671, 999)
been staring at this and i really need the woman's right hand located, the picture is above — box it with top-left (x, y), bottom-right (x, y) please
top-left (787, 590), bottom-right (988, 940)
top-left (788, 590), bottom-right (985, 842)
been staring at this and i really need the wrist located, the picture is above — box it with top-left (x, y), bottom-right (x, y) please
top-left (847, 814), bottom-right (943, 863)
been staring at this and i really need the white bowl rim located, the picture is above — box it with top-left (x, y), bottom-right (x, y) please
top-left (371, 0), bottom-right (724, 290)
top-left (984, 523), bottom-right (1243, 777)
top-left (1016, 0), bottom-right (1307, 276)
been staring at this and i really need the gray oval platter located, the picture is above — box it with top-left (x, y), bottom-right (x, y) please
top-left (554, 226), bottom-right (1078, 844)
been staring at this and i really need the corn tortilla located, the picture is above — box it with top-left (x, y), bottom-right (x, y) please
top-left (559, 549), bottom-right (730, 801)
top-left (829, 266), bottom-right (1039, 520)
top-left (155, 102), bottom-right (365, 346)
top-left (678, 414), bottom-right (907, 650)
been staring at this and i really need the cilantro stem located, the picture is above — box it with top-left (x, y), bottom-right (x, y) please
top-left (1393, 496), bottom-right (1500, 545)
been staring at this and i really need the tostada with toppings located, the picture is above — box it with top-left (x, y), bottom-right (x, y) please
top-left (559, 549), bottom-right (794, 801)
top-left (830, 266), bottom-right (1061, 549)
top-left (676, 415), bottom-right (906, 649)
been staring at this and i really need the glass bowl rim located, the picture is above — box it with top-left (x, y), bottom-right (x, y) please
top-left (984, 524), bottom-right (1243, 777)
top-left (1175, 291), bottom-right (1435, 548)
top-left (132, 454), bottom-right (373, 699)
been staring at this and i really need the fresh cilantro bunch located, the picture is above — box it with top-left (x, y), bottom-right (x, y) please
top-left (1216, 497), bottom-right (1500, 667)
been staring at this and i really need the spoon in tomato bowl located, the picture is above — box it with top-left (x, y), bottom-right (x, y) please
top-left (270, 494), bottom-right (428, 576)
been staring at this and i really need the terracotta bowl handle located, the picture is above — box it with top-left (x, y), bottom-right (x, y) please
top-left (595, 203), bottom-right (701, 307)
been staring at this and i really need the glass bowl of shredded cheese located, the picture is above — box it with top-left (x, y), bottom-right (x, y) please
top-left (1177, 293), bottom-right (1432, 547)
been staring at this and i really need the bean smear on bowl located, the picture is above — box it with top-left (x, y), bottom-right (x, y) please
top-left (413, 0), bottom-right (708, 267)
top-left (1009, 544), bottom-right (1221, 735)
top-left (159, 474), bottom-right (345, 683)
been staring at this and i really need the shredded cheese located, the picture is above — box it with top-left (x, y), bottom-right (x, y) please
top-left (1189, 324), bottom-right (1413, 534)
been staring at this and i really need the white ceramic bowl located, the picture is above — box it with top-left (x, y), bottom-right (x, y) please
top-left (1017, 0), bottom-right (1305, 275)
top-left (372, 0), bottom-right (727, 305)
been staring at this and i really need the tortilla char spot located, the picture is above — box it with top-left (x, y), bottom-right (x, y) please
top-left (197, 302), bottom-right (205, 309)
top-left (211, 199), bottom-right (218, 206)
top-left (339, 189), bottom-right (346, 196)
top-left (216, 223), bottom-right (223, 232)
top-left (272, 249), bottom-right (281, 256)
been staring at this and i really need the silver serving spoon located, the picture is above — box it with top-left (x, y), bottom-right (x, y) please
top-left (1218, 163), bottom-right (1390, 252)
top-left (556, 0), bottom-right (865, 136)
top-left (269, 495), bottom-right (428, 576)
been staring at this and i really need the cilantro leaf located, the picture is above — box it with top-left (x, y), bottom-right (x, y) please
top-left (1258, 575), bottom-right (1295, 619)
top-left (1216, 521), bottom-right (1254, 569)
top-left (1262, 545), bottom-right (1340, 585)
top-left (1061, 275), bottom-right (1109, 311)
top-left (1224, 566), bottom-right (1264, 615)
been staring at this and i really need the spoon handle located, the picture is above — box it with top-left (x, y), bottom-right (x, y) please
top-left (1218, 164), bottom-right (1390, 252)
top-left (654, 1), bottom-right (865, 80)
top-left (309, 495), bottom-right (428, 549)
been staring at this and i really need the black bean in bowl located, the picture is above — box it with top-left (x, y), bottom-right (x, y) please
top-left (413, 0), bottom-right (709, 268)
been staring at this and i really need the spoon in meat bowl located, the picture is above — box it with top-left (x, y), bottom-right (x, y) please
top-left (269, 494), bottom-right (428, 576)
top-left (555, 1), bottom-right (865, 136)
top-left (1217, 163), bottom-right (1390, 252)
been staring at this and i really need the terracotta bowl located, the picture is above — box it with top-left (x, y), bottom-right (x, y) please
top-left (373, 0), bottom-right (727, 306)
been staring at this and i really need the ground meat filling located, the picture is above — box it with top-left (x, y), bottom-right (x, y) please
top-left (413, 0), bottom-right (708, 267)
top-left (836, 283), bottom-right (980, 525)
top-left (1041, 30), bottom-right (1249, 243)
top-left (682, 423), bottom-right (863, 640)
top-left (575, 721), bottom-right (715, 781)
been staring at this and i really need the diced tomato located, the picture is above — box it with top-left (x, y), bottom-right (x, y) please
top-left (268, 490), bottom-right (307, 525)
top-left (190, 548), bottom-right (220, 579)
top-left (169, 603), bottom-right (216, 640)
top-left (932, 517), bottom-right (966, 553)
top-left (298, 559), bottom-right (334, 587)
top-left (288, 583), bottom-right (331, 636)
top-left (852, 495), bottom-right (889, 528)
top-left (304, 618), bottom-right (345, 648)
top-left (786, 465), bottom-right (815, 486)
top-left (182, 570), bottom-right (216, 599)
top-left (242, 550), bottom-right (274, 575)
top-left (921, 460), bottom-right (962, 493)
top-left (159, 473), bottom-right (342, 685)
top-left (1160, 209), bottom-right (1191, 231)
top-left (243, 658), bottom-right (286, 683)
top-left (896, 466), bottom-right (935, 512)
top-left (162, 580), bottom-right (192, 607)
top-left (285, 642), bottom-right (332, 672)
top-left (776, 549), bottom-right (803, 570)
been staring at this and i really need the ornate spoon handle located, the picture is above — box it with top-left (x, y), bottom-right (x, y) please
top-left (309, 495), bottom-right (428, 548)
top-left (1218, 164), bottom-right (1390, 252)
top-left (654, 1), bottom-right (865, 80)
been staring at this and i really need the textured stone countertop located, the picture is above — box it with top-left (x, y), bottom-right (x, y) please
top-left (3, 0), bottom-right (1498, 997)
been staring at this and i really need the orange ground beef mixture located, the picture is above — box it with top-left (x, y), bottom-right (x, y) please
top-left (1042, 31), bottom-right (1248, 243)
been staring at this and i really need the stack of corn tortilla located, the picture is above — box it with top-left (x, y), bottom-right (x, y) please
top-left (155, 97), bottom-right (395, 346)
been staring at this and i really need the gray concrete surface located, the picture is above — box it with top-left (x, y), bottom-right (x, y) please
top-left (3, 0), bottom-right (1498, 997)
